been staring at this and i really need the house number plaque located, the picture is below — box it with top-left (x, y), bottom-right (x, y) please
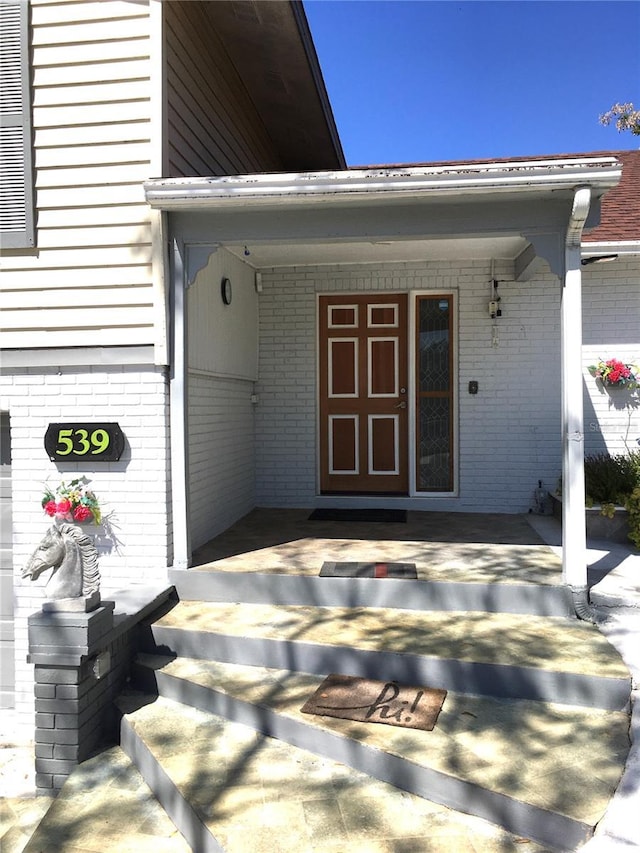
top-left (45, 423), bottom-right (124, 462)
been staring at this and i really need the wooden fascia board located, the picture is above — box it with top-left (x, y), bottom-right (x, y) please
top-left (144, 160), bottom-right (622, 212)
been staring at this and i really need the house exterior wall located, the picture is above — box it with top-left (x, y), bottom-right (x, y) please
top-left (255, 260), bottom-right (565, 513)
top-left (0, 0), bottom-right (169, 714)
top-left (0, 365), bottom-right (171, 718)
top-left (582, 256), bottom-right (640, 457)
top-left (0, 0), bottom-right (165, 354)
top-left (187, 249), bottom-right (258, 549)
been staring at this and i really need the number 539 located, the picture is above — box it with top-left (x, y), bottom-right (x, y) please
top-left (56, 428), bottom-right (110, 456)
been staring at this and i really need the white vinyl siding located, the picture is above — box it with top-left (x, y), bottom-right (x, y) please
top-left (0, 0), bottom-right (160, 352)
top-left (165, 1), bottom-right (282, 177)
top-left (0, 1), bottom-right (35, 248)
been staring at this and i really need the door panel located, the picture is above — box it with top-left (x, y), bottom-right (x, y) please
top-left (329, 415), bottom-right (359, 474)
top-left (329, 339), bottom-right (358, 396)
top-left (369, 415), bottom-right (399, 474)
top-left (369, 338), bottom-right (397, 396)
top-left (320, 294), bottom-right (408, 493)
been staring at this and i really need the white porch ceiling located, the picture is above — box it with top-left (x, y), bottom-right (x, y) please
top-left (225, 235), bottom-right (529, 268)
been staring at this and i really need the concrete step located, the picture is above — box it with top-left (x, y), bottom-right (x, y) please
top-left (131, 654), bottom-right (630, 852)
top-left (0, 797), bottom-right (51, 853)
top-left (169, 566), bottom-right (575, 616)
top-left (118, 691), bottom-right (558, 853)
top-left (144, 600), bottom-right (631, 709)
top-left (22, 744), bottom-right (190, 852)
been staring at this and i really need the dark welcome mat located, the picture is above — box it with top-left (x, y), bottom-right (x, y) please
top-left (320, 561), bottom-right (417, 579)
top-left (309, 508), bottom-right (407, 523)
top-left (301, 674), bottom-right (447, 731)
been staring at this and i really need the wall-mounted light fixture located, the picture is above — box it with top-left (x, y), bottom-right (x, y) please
top-left (489, 280), bottom-right (502, 319)
top-left (221, 277), bottom-right (232, 305)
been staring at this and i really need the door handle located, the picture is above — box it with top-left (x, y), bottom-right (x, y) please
top-left (394, 401), bottom-right (407, 409)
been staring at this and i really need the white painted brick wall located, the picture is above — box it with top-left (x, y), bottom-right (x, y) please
top-left (256, 260), bottom-right (565, 512)
top-left (188, 373), bottom-right (256, 550)
top-left (256, 273), bottom-right (317, 505)
top-left (582, 258), bottom-right (640, 456)
top-left (0, 365), bottom-right (171, 717)
top-left (457, 264), bottom-right (562, 510)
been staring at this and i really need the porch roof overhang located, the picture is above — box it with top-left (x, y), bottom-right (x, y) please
top-left (145, 156), bottom-right (622, 274)
top-left (145, 156), bottom-right (621, 210)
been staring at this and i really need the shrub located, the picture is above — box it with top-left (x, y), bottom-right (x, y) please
top-left (583, 451), bottom-right (640, 548)
top-left (584, 453), bottom-right (637, 505)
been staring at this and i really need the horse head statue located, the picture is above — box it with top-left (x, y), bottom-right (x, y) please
top-left (22, 523), bottom-right (100, 603)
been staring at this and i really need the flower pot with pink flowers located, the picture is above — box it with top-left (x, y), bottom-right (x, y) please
top-left (588, 358), bottom-right (639, 389)
top-left (42, 477), bottom-right (102, 525)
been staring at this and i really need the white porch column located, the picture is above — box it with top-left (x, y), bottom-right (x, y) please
top-left (170, 238), bottom-right (191, 569)
top-left (561, 187), bottom-right (591, 589)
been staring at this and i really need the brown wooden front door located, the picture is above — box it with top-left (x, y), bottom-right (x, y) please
top-left (319, 294), bottom-right (408, 493)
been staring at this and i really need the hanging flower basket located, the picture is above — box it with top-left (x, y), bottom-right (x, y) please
top-left (588, 358), bottom-right (638, 389)
top-left (41, 477), bottom-right (102, 524)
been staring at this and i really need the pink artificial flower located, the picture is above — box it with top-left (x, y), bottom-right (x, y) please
top-left (607, 359), bottom-right (629, 378)
top-left (609, 369), bottom-right (622, 384)
top-left (43, 500), bottom-right (57, 517)
top-left (56, 498), bottom-right (72, 516)
top-left (73, 505), bottom-right (93, 523)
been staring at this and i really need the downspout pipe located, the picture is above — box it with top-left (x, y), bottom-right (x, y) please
top-left (562, 186), bottom-right (596, 622)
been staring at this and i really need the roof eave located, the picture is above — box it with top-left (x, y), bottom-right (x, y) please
top-left (289, 1), bottom-right (346, 169)
top-left (144, 158), bottom-right (622, 212)
top-left (208, 0), bottom-right (345, 171)
top-left (582, 240), bottom-right (640, 256)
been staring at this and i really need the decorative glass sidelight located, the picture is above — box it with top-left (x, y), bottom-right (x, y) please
top-left (416, 296), bottom-right (453, 491)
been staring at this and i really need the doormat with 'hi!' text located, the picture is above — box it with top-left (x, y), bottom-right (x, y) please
top-left (301, 674), bottom-right (447, 731)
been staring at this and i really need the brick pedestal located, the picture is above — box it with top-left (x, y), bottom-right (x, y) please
top-left (28, 603), bottom-right (118, 793)
top-left (26, 585), bottom-right (176, 794)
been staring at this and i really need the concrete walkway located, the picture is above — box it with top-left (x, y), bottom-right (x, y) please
top-left (1, 512), bottom-right (638, 852)
top-left (528, 515), bottom-right (640, 851)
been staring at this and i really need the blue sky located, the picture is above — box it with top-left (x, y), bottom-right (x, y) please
top-left (304, 1), bottom-right (640, 166)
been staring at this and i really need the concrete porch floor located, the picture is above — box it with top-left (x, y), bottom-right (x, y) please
top-left (190, 508), bottom-right (565, 585)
